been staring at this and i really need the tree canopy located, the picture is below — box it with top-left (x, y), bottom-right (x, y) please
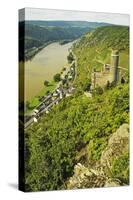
top-left (53, 73), bottom-right (61, 82)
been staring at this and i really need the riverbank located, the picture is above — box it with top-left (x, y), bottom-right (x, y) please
top-left (25, 41), bottom-right (75, 101)
top-left (25, 41), bottom-right (54, 61)
top-left (24, 40), bottom-right (77, 115)
top-left (25, 56), bottom-right (76, 115)
top-left (26, 80), bottom-right (57, 113)
top-left (25, 52), bottom-right (77, 128)
top-left (25, 39), bottom-right (75, 61)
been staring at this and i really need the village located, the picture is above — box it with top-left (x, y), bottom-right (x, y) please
top-left (24, 52), bottom-right (76, 129)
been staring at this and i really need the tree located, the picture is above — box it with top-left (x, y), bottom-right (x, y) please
top-left (111, 153), bottom-right (129, 184)
top-left (63, 67), bottom-right (66, 71)
top-left (110, 81), bottom-right (116, 88)
top-left (44, 80), bottom-right (49, 86)
top-left (62, 79), bottom-right (67, 85)
top-left (95, 86), bottom-right (103, 95)
top-left (67, 52), bottom-right (74, 63)
top-left (25, 101), bottom-right (30, 110)
top-left (105, 80), bottom-right (111, 90)
top-left (121, 77), bottom-right (125, 84)
top-left (46, 90), bottom-right (50, 95)
top-left (53, 73), bottom-right (61, 82)
top-left (83, 81), bottom-right (91, 91)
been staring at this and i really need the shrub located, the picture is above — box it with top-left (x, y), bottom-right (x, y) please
top-left (44, 80), bottom-right (49, 86)
top-left (53, 73), bottom-right (61, 82)
top-left (95, 86), bottom-right (103, 95)
top-left (88, 137), bottom-right (108, 161)
top-left (67, 52), bottom-right (74, 63)
top-left (111, 153), bottom-right (129, 184)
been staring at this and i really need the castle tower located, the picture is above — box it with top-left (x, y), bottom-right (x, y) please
top-left (91, 68), bottom-right (96, 89)
top-left (111, 50), bottom-right (119, 83)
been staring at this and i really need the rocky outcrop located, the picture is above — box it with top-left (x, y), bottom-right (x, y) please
top-left (67, 163), bottom-right (105, 189)
top-left (100, 124), bottom-right (129, 170)
top-left (67, 163), bottom-right (121, 189)
top-left (67, 124), bottom-right (129, 189)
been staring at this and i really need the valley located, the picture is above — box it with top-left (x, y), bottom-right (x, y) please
top-left (19, 23), bottom-right (129, 191)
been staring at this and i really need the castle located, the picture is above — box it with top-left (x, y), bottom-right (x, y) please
top-left (91, 50), bottom-right (126, 89)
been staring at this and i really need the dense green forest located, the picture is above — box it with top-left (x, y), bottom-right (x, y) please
top-left (25, 25), bottom-right (129, 191)
top-left (24, 25), bottom-right (92, 49)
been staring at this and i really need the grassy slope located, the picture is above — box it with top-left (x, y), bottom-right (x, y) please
top-left (25, 83), bottom-right (129, 191)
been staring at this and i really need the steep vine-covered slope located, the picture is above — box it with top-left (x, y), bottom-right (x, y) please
top-left (25, 25), bottom-right (129, 191)
top-left (73, 25), bottom-right (129, 90)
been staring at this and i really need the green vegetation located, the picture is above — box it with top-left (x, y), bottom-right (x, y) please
top-left (44, 80), bottom-right (49, 86)
top-left (53, 73), bottom-right (61, 82)
top-left (25, 83), bottom-right (129, 191)
top-left (27, 97), bottom-right (40, 110)
top-left (67, 52), bottom-right (74, 63)
top-left (25, 101), bottom-right (30, 111)
top-left (73, 25), bottom-right (129, 90)
top-left (111, 152), bottom-right (129, 184)
top-left (26, 80), bottom-right (57, 113)
top-left (25, 25), bottom-right (129, 191)
top-left (95, 86), bottom-right (104, 95)
top-left (82, 79), bottom-right (91, 91)
top-left (19, 21), bottom-right (95, 58)
top-left (88, 137), bottom-right (108, 161)
top-left (19, 20), bottom-right (111, 61)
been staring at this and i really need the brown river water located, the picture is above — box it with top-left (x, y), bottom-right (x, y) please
top-left (20, 41), bottom-right (74, 101)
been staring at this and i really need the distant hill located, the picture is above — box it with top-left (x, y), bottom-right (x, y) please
top-left (19, 21), bottom-right (111, 56)
top-left (25, 20), bottom-right (111, 28)
top-left (24, 24), bottom-right (92, 46)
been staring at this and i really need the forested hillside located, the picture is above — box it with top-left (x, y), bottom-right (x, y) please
top-left (25, 25), bottom-right (129, 191)
top-left (19, 21), bottom-right (93, 51)
top-left (19, 20), bottom-right (111, 52)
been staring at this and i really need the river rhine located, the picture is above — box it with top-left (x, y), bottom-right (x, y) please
top-left (23, 41), bottom-right (74, 101)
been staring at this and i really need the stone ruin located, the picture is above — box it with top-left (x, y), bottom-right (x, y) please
top-left (91, 50), bottom-right (126, 89)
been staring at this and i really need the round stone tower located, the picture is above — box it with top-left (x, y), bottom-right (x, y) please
top-left (111, 50), bottom-right (119, 83)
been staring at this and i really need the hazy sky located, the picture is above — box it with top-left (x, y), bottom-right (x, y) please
top-left (19, 7), bottom-right (130, 26)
